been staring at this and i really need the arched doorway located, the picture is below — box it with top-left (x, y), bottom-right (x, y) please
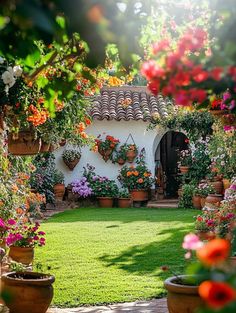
top-left (155, 131), bottom-right (189, 199)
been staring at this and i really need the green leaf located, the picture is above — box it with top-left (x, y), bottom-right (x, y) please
top-left (24, 50), bottom-right (41, 68)
top-left (56, 16), bottom-right (66, 29)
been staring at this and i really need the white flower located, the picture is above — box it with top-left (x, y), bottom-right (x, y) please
top-left (13, 65), bottom-right (23, 77)
top-left (0, 57), bottom-right (4, 64)
top-left (2, 70), bottom-right (16, 87)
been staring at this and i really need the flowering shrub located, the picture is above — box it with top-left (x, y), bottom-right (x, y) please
top-left (5, 221), bottom-right (46, 248)
top-left (118, 157), bottom-right (154, 191)
top-left (178, 149), bottom-right (192, 167)
top-left (225, 180), bottom-right (236, 204)
top-left (71, 177), bottom-right (92, 198)
top-left (178, 184), bottom-right (195, 209)
top-left (91, 176), bottom-right (118, 198)
top-left (62, 149), bottom-right (81, 162)
top-left (195, 182), bottom-right (214, 197)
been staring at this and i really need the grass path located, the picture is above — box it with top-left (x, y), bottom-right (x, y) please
top-left (35, 207), bottom-right (197, 307)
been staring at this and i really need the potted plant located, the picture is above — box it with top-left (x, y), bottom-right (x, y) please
top-left (53, 169), bottom-right (65, 200)
top-left (178, 184), bottom-right (195, 209)
top-left (2, 271), bottom-right (55, 313)
top-left (194, 212), bottom-right (216, 240)
top-left (113, 145), bottom-right (128, 165)
top-left (6, 221), bottom-right (46, 265)
top-left (91, 176), bottom-right (118, 207)
top-left (95, 135), bottom-right (119, 162)
top-left (62, 149), bottom-right (81, 170)
top-left (178, 149), bottom-right (192, 174)
top-left (196, 182), bottom-right (215, 208)
top-left (8, 130), bottom-right (42, 155)
top-left (71, 177), bottom-right (93, 198)
top-left (192, 187), bottom-right (201, 210)
top-left (118, 189), bottom-right (131, 208)
top-left (118, 150), bottom-right (154, 202)
top-left (125, 144), bottom-right (138, 163)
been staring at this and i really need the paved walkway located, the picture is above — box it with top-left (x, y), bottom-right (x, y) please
top-left (48, 299), bottom-right (168, 313)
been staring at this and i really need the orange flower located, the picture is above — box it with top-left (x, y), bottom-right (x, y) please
top-left (85, 117), bottom-right (92, 126)
top-left (78, 122), bottom-right (86, 132)
top-left (134, 171), bottom-right (139, 176)
top-left (138, 178), bottom-right (143, 183)
top-left (199, 281), bottom-right (236, 309)
top-left (127, 171), bottom-right (132, 177)
top-left (16, 208), bottom-right (24, 215)
top-left (196, 239), bottom-right (230, 266)
top-left (80, 131), bottom-right (88, 139)
top-left (11, 184), bottom-right (18, 193)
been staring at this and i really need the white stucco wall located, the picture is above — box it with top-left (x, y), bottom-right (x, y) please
top-left (54, 120), bottom-right (165, 186)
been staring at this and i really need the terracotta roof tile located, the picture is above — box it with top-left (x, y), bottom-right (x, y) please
top-left (89, 86), bottom-right (171, 121)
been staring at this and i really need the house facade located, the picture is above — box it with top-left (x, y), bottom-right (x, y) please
top-left (54, 86), bottom-right (187, 197)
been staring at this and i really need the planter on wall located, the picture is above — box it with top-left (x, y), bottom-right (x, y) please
top-left (98, 147), bottom-right (113, 162)
top-left (2, 271), bottom-right (55, 313)
top-left (9, 246), bottom-right (34, 265)
top-left (40, 142), bottom-right (50, 153)
top-left (97, 197), bottom-right (113, 208)
top-left (126, 149), bottom-right (137, 163)
top-left (8, 131), bottom-right (41, 155)
top-left (63, 156), bottom-right (81, 171)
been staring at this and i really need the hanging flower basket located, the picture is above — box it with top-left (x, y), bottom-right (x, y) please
top-left (96, 135), bottom-right (119, 162)
top-left (40, 142), bottom-right (50, 153)
top-left (98, 147), bottom-right (113, 162)
top-left (8, 131), bottom-right (41, 155)
top-left (126, 145), bottom-right (138, 163)
top-left (62, 149), bottom-right (81, 171)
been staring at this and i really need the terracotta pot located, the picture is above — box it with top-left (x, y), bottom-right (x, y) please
top-left (117, 158), bottom-right (126, 165)
top-left (130, 189), bottom-right (148, 201)
top-left (53, 184), bottom-right (65, 200)
top-left (200, 197), bottom-right (206, 208)
top-left (179, 166), bottom-right (189, 174)
top-left (97, 197), bottom-right (113, 208)
top-left (9, 246), bottom-right (34, 265)
top-left (98, 147), bottom-right (113, 162)
top-left (164, 275), bottom-right (203, 313)
top-left (210, 180), bottom-right (223, 194)
top-left (63, 156), bottom-right (81, 170)
top-left (223, 178), bottom-right (231, 190)
top-left (8, 131), bottom-right (41, 155)
top-left (40, 142), bottom-right (50, 153)
top-left (1, 271), bottom-right (55, 313)
top-left (126, 149), bottom-right (137, 163)
top-left (210, 109), bottom-right (227, 117)
top-left (205, 194), bottom-right (223, 207)
top-left (196, 231), bottom-right (215, 241)
top-left (221, 114), bottom-right (236, 126)
top-left (118, 198), bottom-right (131, 208)
top-left (192, 195), bottom-right (201, 210)
top-left (48, 144), bottom-right (57, 152)
top-left (59, 139), bottom-right (66, 146)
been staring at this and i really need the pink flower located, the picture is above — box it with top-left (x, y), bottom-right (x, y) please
top-left (38, 231), bottom-right (45, 236)
top-left (0, 219), bottom-right (5, 228)
top-left (182, 233), bottom-right (203, 250)
top-left (7, 219), bottom-right (16, 226)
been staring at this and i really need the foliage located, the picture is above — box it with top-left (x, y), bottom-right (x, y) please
top-left (113, 143), bottom-right (138, 164)
top-left (62, 149), bottom-right (81, 163)
top-left (194, 182), bottom-right (215, 197)
top-left (53, 170), bottom-right (64, 185)
top-left (6, 221), bottom-right (46, 248)
top-left (118, 149), bottom-right (154, 191)
top-left (178, 184), bottom-right (195, 209)
top-left (30, 153), bottom-right (56, 203)
top-left (178, 149), bottom-right (192, 167)
top-left (118, 189), bottom-right (130, 199)
top-left (71, 177), bottom-right (92, 198)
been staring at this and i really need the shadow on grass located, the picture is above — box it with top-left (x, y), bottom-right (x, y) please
top-left (45, 207), bottom-right (197, 224)
top-left (98, 227), bottom-right (189, 276)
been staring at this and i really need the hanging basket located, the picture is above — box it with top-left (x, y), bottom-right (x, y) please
top-left (63, 156), bottom-right (81, 170)
top-left (8, 131), bottom-right (41, 156)
top-left (40, 142), bottom-right (50, 153)
top-left (98, 147), bottom-right (113, 162)
top-left (124, 133), bottom-right (138, 163)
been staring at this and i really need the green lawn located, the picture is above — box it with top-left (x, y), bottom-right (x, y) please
top-left (35, 207), bottom-right (197, 307)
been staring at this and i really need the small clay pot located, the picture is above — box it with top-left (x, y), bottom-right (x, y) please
top-left (40, 142), bottom-right (50, 153)
top-left (179, 166), bottom-right (189, 174)
top-left (9, 246), bottom-right (34, 265)
top-left (130, 189), bottom-right (148, 201)
top-left (97, 197), bottom-right (113, 208)
top-left (118, 198), bottom-right (131, 208)
top-left (196, 231), bottom-right (215, 241)
top-left (200, 197), bottom-right (206, 208)
top-left (192, 195), bottom-right (201, 210)
top-left (205, 194), bottom-right (223, 207)
top-left (53, 184), bottom-right (65, 200)
top-left (126, 149), bottom-right (137, 163)
top-left (210, 181), bottom-right (223, 194)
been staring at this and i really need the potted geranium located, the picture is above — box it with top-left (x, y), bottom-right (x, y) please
top-left (53, 169), bottom-right (65, 200)
top-left (118, 149), bottom-right (154, 201)
top-left (62, 149), bottom-right (81, 170)
top-left (194, 211), bottom-right (216, 240)
top-left (95, 134), bottom-right (119, 162)
top-left (92, 176), bottom-right (118, 207)
top-left (118, 189), bottom-right (131, 208)
top-left (6, 220), bottom-right (46, 265)
top-left (178, 149), bottom-right (192, 174)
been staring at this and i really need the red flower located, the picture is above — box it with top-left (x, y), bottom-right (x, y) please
top-left (196, 238), bottom-right (230, 266)
top-left (141, 60), bottom-right (165, 81)
top-left (147, 79), bottom-right (160, 96)
top-left (199, 281), bottom-right (236, 309)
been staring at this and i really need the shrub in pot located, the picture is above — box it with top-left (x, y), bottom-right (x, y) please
top-left (95, 135), bottom-right (119, 162)
top-left (178, 149), bottom-right (192, 174)
top-left (118, 189), bottom-right (131, 208)
top-left (53, 170), bottom-right (65, 200)
top-left (196, 182), bottom-right (215, 209)
top-left (91, 176), bottom-right (118, 208)
top-left (62, 149), bottom-right (81, 170)
top-left (194, 211), bottom-right (216, 240)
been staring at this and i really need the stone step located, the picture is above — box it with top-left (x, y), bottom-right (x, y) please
top-left (147, 201), bottom-right (179, 208)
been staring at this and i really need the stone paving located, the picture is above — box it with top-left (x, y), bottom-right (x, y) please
top-left (48, 298), bottom-right (168, 313)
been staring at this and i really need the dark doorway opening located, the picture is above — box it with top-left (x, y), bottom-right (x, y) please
top-left (157, 131), bottom-right (189, 198)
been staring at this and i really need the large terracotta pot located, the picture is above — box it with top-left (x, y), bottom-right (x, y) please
top-left (179, 166), bottom-right (189, 174)
top-left (63, 156), bottom-right (81, 170)
top-left (53, 184), bottom-right (65, 200)
top-left (205, 194), bottom-right (223, 207)
top-left (200, 197), bottom-right (206, 208)
top-left (1, 271), bottom-right (55, 313)
top-left (97, 197), bottom-right (113, 208)
top-left (40, 142), bottom-right (50, 153)
top-left (126, 149), bottom-right (137, 163)
top-left (223, 178), bottom-right (231, 190)
top-left (8, 131), bottom-right (41, 155)
top-left (130, 189), bottom-right (148, 201)
top-left (9, 246), bottom-right (34, 265)
top-left (192, 195), bottom-right (201, 210)
top-left (98, 147), bottom-right (113, 162)
top-left (164, 275), bottom-right (203, 313)
top-left (210, 180), bottom-right (223, 194)
top-left (118, 198), bottom-right (131, 208)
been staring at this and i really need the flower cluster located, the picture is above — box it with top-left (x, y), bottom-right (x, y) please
top-left (95, 135), bottom-right (120, 152)
top-left (178, 149), bottom-right (192, 167)
top-left (5, 220), bottom-right (45, 248)
top-left (195, 211), bottom-right (216, 233)
top-left (0, 58), bottom-right (23, 94)
top-left (62, 149), bottom-right (81, 163)
top-left (71, 177), bottom-right (92, 198)
top-left (194, 182), bottom-right (214, 197)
